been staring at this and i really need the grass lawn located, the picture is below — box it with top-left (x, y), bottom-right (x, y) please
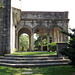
top-left (0, 65), bottom-right (75, 75)
top-left (11, 52), bottom-right (57, 56)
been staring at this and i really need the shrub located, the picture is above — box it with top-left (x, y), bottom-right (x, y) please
top-left (60, 30), bottom-right (75, 66)
top-left (34, 45), bottom-right (41, 51)
top-left (43, 45), bottom-right (47, 51)
top-left (48, 42), bottom-right (56, 52)
top-left (34, 48), bottom-right (38, 51)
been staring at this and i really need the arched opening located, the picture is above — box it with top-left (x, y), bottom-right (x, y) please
top-left (50, 27), bottom-right (63, 43)
top-left (34, 26), bottom-right (48, 51)
top-left (48, 27), bottom-right (63, 53)
top-left (16, 27), bottom-right (32, 51)
top-left (19, 33), bottom-right (29, 51)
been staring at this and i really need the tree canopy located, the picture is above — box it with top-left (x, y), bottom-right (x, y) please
top-left (19, 34), bottom-right (29, 51)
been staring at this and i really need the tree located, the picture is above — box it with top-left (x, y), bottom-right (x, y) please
top-left (34, 34), bottom-right (52, 51)
top-left (19, 34), bottom-right (29, 51)
top-left (34, 34), bottom-right (52, 47)
top-left (60, 29), bottom-right (75, 66)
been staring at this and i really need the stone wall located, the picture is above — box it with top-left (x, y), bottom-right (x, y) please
top-left (57, 43), bottom-right (67, 57)
top-left (0, 7), bottom-right (4, 55)
top-left (22, 11), bottom-right (68, 20)
top-left (0, 1), bottom-right (69, 54)
top-left (0, 0), bottom-right (11, 55)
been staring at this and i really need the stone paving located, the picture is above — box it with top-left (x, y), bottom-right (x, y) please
top-left (22, 72), bottom-right (33, 74)
top-left (22, 68), bottom-right (42, 75)
top-left (22, 69), bottom-right (33, 75)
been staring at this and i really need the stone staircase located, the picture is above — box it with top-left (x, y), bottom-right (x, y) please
top-left (0, 55), bottom-right (70, 67)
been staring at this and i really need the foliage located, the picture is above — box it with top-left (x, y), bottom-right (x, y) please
top-left (43, 44), bottom-right (47, 51)
top-left (34, 36), bottom-right (41, 47)
top-left (0, 1), bottom-right (4, 8)
top-left (11, 52), bottom-right (57, 56)
top-left (0, 65), bottom-right (75, 75)
top-left (13, 48), bottom-right (17, 53)
top-left (48, 42), bottom-right (56, 52)
top-left (60, 30), bottom-right (75, 66)
top-left (34, 34), bottom-right (52, 50)
top-left (19, 47), bottom-right (27, 52)
top-left (19, 34), bottom-right (29, 51)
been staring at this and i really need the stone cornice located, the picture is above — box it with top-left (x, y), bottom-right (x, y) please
top-left (21, 11), bottom-right (68, 20)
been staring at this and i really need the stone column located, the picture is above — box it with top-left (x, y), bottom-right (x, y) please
top-left (61, 33), bottom-right (63, 42)
top-left (63, 34), bottom-right (65, 42)
top-left (54, 30), bottom-right (57, 42)
top-left (29, 35), bottom-right (31, 51)
top-left (15, 32), bottom-right (19, 52)
top-left (40, 35), bottom-right (43, 51)
top-left (47, 33), bottom-right (50, 51)
top-left (59, 31), bottom-right (61, 42)
top-left (57, 30), bottom-right (59, 42)
top-left (31, 32), bottom-right (34, 51)
top-left (52, 28), bottom-right (54, 42)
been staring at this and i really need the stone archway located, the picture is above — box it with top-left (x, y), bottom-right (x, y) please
top-left (0, 3), bottom-right (69, 55)
top-left (15, 27), bottom-right (32, 52)
top-left (9, 10), bottom-right (69, 54)
top-left (33, 26), bottom-right (49, 51)
top-left (49, 26), bottom-right (67, 43)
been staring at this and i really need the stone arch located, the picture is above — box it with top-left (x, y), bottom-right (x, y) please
top-left (49, 25), bottom-right (64, 42)
top-left (15, 26), bottom-right (32, 52)
top-left (16, 25), bottom-right (32, 35)
top-left (33, 25), bottom-right (48, 33)
top-left (49, 25), bottom-right (63, 32)
top-left (18, 27), bottom-right (31, 37)
top-left (33, 25), bottom-right (49, 51)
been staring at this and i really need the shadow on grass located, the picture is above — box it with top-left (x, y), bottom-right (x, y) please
top-left (0, 66), bottom-right (22, 75)
top-left (0, 65), bottom-right (75, 75)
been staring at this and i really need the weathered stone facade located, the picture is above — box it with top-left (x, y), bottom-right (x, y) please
top-left (0, 0), bottom-right (69, 55)
top-left (0, 0), bottom-right (11, 55)
top-left (12, 9), bottom-right (69, 52)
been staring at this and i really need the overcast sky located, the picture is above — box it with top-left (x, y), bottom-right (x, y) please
top-left (21, 0), bottom-right (75, 29)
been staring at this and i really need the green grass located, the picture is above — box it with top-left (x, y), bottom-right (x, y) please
top-left (0, 65), bottom-right (75, 75)
top-left (11, 52), bottom-right (57, 56)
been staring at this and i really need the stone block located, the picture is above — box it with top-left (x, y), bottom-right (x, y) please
top-left (57, 43), bottom-right (67, 57)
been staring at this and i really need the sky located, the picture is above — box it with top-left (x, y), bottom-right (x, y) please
top-left (21, 0), bottom-right (75, 29)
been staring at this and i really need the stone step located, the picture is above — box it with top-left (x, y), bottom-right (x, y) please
top-left (0, 59), bottom-right (69, 64)
top-left (0, 62), bottom-right (68, 67)
top-left (5, 55), bottom-right (57, 57)
top-left (0, 56), bottom-right (67, 60)
top-left (0, 55), bottom-right (69, 67)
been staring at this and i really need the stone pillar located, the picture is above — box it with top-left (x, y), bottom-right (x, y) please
top-left (57, 43), bottom-right (67, 57)
top-left (31, 32), bottom-right (34, 51)
top-left (63, 34), bottom-right (65, 42)
top-left (52, 28), bottom-right (54, 42)
top-left (29, 35), bottom-right (31, 51)
top-left (61, 33), bottom-right (63, 42)
top-left (57, 30), bottom-right (59, 42)
top-left (54, 30), bottom-right (57, 42)
top-left (59, 31), bottom-right (61, 42)
top-left (47, 33), bottom-right (50, 51)
top-left (40, 35), bottom-right (43, 51)
top-left (15, 32), bottom-right (19, 52)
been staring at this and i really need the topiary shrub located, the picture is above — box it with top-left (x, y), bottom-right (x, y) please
top-left (48, 42), bottom-right (56, 52)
